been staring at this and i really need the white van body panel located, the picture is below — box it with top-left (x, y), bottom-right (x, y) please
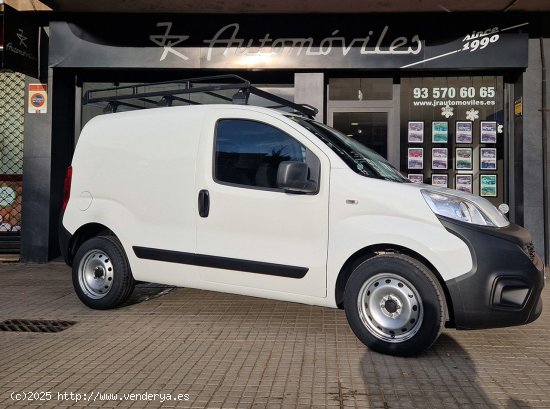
top-left (64, 107), bottom-right (204, 283)
top-left (64, 105), bottom-right (471, 307)
top-left (325, 169), bottom-right (473, 305)
top-left (60, 99), bottom-right (545, 356)
top-left (195, 107), bottom-right (330, 298)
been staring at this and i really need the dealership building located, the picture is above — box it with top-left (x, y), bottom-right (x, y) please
top-left (1, 0), bottom-right (549, 263)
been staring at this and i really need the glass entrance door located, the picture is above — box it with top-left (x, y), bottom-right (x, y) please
top-left (331, 111), bottom-right (389, 158)
top-left (328, 107), bottom-right (397, 167)
top-left (327, 78), bottom-right (398, 168)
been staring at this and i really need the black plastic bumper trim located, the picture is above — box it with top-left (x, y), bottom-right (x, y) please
top-left (133, 246), bottom-right (309, 279)
top-left (58, 212), bottom-right (72, 266)
top-left (439, 216), bottom-right (544, 330)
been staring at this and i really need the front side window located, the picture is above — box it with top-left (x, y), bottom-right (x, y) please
top-left (215, 119), bottom-right (319, 190)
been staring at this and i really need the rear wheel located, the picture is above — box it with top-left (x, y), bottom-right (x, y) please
top-left (72, 235), bottom-right (135, 309)
top-left (344, 254), bottom-right (445, 356)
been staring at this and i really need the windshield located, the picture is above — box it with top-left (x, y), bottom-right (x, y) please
top-left (292, 117), bottom-right (409, 183)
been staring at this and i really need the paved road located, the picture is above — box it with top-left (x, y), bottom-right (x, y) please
top-left (0, 262), bottom-right (548, 408)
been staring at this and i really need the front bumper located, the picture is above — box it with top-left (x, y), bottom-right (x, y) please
top-left (439, 216), bottom-right (544, 330)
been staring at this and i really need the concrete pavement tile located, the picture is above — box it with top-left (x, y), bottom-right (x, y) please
top-left (1, 263), bottom-right (549, 408)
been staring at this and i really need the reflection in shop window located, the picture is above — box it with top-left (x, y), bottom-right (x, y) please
top-left (329, 78), bottom-right (393, 101)
top-left (0, 72), bottom-right (24, 233)
top-left (333, 112), bottom-right (388, 158)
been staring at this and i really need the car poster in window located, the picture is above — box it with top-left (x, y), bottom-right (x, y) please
top-left (408, 121), bottom-right (424, 143)
top-left (432, 121), bottom-right (448, 143)
top-left (455, 174), bottom-right (473, 193)
top-left (408, 173), bottom-right (424, 183)
top-left (455, 121), bottom-right (473, 144)
top-left (432, 148), bottom-right (448, 170)
top-left (455, 148), bottom-right (472, 170)
top-left (480, 148), bottom-right (497, 170)
top-left (432, 174), bottom-right (448, 188)
top-left (480, 121), bottom-right (497, 143)
top-left (408, 148), bottom-right (424, 169)
top-left (480, 174), bottom-right (497, 197)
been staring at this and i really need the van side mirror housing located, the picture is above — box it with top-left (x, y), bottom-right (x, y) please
top-left (277, 161), bottom-right (318, 194)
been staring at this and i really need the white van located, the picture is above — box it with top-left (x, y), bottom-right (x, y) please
top-left (60, 78), bottom-right (544, 356)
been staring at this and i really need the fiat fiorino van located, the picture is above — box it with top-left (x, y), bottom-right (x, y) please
top-left (60, 78), bottom-right (544, 356)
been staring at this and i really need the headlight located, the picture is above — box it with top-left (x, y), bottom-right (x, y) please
top-left (421, 190), bottom-right (495, 226)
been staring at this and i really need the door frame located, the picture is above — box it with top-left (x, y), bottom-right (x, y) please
top-left (326, 81), bottom-right (401, 169)
top-left (327, 102), bottom-right (400, 169)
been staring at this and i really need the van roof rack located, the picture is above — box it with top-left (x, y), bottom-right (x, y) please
top-left (82, 74), bottom-right (319, 119)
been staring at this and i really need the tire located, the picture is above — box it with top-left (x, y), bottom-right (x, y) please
top-left (72, 235), bottom-right (135, 309)
top-left (344, 254), bottom-right (445, 356)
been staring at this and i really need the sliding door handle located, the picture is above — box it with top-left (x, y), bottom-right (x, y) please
top-left (198, 189), bottom-right (210, 218)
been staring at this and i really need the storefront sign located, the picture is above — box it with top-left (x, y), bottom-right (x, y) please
top-left (49, 14), bottom-right (529, 70)
top-left (2, 4), bottom-right (39, 78)
top-left (410, 85), bottom-right (498, 116)
top-left (199, 23), bottom-right (422, 61)
top-left (28, 83), bottom-right (47, 114)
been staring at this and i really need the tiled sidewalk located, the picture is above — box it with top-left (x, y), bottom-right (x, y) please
top-left (0, 262), bottom-right (549, 408)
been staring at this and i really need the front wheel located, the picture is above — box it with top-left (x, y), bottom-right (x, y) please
top-left (72, 235), bottom-right (135, 309)
top-left (344, 254), bottom-right (445, 356)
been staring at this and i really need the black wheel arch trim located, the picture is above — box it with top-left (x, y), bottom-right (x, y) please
top-left (334, 244), bottom-right (454, 325)
top-left (58, 216), bottom-right (115, 267)
top-left (59, 213), bottom-right (72, 265)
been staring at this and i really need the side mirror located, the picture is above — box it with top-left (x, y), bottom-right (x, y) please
top-left (277, 161), bottom-right (318, 194)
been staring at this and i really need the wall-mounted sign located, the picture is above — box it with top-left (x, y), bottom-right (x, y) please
top-left (49, 14), bottom-right (529, 70)
top-left (28, 83), bottom-right (47, 114)
top-left (514, 96), bottom-right (523, 117)
top-left (400, 75), bottom-right (504, 203)
top-left (2, 4), bottom-right (39, 78)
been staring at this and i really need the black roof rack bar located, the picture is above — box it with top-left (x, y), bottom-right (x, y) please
top-left (246, 85), bottom-right (318, 118)
top-left (205, 91), bottom-right (233, 102)
top-left (113, 101), bottom-right (145, 110)
top-left (138, 98), bottom-right (159, 106)
top-left (158, 95), bottom-right (201, 106)
top-left (83, 74), bottom-right (250, 104)
top-left (84, 74), bottom-right (250, 97)
top-left (82, 74), bottom-right (318, 119)
top-left (102, 101), bottom-right (146, 114)
top-left (85, 83), bottom-right (248, 105)
top-left (169, 95), bottom-right (201, 105)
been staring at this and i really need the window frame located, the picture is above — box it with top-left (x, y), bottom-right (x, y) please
top-left (212, 118), bottom-right (321, 194)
